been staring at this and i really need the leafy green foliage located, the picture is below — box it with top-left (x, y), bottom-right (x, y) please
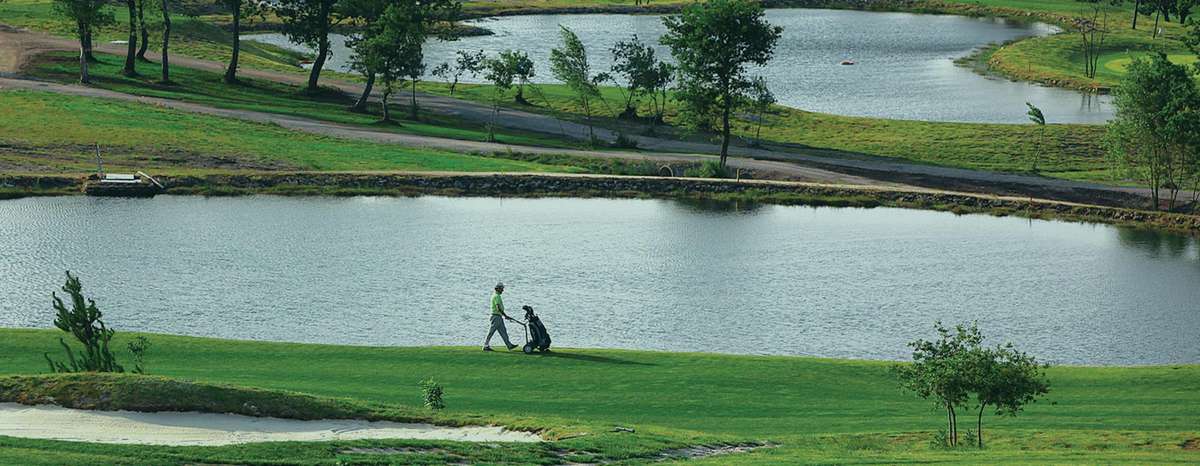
top-left (45, 272), bottom-right (124, 374)
top-left (550, 25), bottom-right (607, 142)
top-left (126, 336), bottom-right (151, 374)
top-left (660, 0), bottom-right (781, 167)
top-left (1105, 52), bottom-right (1200, 209)
top-left (419, 378), bottom-right (446, 411)
top-left (483, 50), bottom-right (533, 140)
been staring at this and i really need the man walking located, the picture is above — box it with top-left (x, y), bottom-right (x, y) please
top-left (484, 282), bottom-right (519, 351)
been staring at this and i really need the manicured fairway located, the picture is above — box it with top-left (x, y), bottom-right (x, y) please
top-left (0, 328), bottom-right (1196, 464)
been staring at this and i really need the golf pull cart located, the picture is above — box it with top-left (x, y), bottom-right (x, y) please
top-left (519, 305), bottom-right (551, 354)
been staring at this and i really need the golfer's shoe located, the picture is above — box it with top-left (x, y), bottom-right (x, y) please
top-left (507, 344), bottom-right (519, 351)
top-left (483, 346), bottom-right (495, 352)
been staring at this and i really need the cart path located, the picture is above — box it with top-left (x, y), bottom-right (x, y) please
top-left (0, 26), bottom-right (1186, 205)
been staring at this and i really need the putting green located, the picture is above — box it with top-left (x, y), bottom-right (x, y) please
top-left (1102, 53), bottom-right (1198, 73)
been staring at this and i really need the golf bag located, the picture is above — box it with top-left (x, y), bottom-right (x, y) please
top-left (521, 305), bottom-right (551, 354)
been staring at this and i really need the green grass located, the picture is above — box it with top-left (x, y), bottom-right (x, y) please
top-left (0, 328), bottom-right (1197, 464)
top-left (421, 80), bottom-right (1116, 180)
top-left (0, 89), bottom-right (573, 174)
top-left (27, 51), bottom-right (597, 151)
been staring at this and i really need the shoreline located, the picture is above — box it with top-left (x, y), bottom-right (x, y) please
top-left (4, 172), bottom-right (1198, 235)
top-left (1, 327), bottom-right (1196, 368)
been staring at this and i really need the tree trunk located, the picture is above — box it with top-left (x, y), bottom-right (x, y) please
top-left (136, 0), bottom-right (149, 60)
top-left (160, 0), bottom-right (171, 83)
top-left (82, 30), bottom-right (96, 62)
top-left (976, 404), bottom-right (985, 448)
top-left (351, 73), bottom-right (374, 112)
top-left (410, 78), bottom-right (418, 120)
top-left (124, 0), bottom-right (138, 76)
top-left (225, 5), bottom-right (241, 84)
top-left (1132, 0), bottom-right (1140, 29)
top-left (78, 29), bottom-right (91, 84)
top-left (381, 86), bottom-right (391, 122)
top-left (449, 76), bottom-right (458, 95)
top-left (719, 97), bottom-right (732, 170)
top-left (1153, 10), bottom-right (1160, 38)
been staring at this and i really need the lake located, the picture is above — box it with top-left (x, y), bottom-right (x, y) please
top-left (1, 196), bottom-right (1196, 365)
top-left (246, 9), bottom-right (1113, 124)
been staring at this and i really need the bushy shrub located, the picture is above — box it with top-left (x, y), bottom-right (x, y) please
top-left (127, 336), bottom-right (151, 374)
top-left (419, 378), bottom-right (445, 411)
top-left (684, 160), bottom-right (729, 179)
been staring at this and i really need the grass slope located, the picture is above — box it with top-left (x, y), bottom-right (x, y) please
top-left (0, 328), bottom-right (1197, 464)
top-left (0, 89), bottom-right (571, 174)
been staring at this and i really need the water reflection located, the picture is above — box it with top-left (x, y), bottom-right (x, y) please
top-left (244, 9), bottom-right (1114, 123)
top-left (1116, 227), bottom-right (1199, 260)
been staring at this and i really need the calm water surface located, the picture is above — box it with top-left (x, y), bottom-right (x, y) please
top-left (1, 196), bottom-right (1196, 365)
top-left (247, 9), bottom-right (1112, 123)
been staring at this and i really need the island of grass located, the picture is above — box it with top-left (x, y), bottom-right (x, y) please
top-left (0, 328), bottom-right (1196, 464)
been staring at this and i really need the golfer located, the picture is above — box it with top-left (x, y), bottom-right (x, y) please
top-left (483, 282), bottom-right (519, 351)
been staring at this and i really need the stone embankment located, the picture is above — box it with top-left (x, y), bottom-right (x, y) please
top-left (4, 172), bottom-right (1196, 233)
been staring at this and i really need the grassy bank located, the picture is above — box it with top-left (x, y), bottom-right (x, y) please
top-left (421, 80), bottom-right (1116, 181)
top-left (0, 328), bottom-right (1197, 464)
top-left (0, 89), bottom-right (577, 174)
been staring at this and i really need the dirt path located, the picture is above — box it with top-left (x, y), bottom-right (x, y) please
top-left (0, 402), bottom-right (541, 446)
top-left (0, 26), bottom-right (1187, 207)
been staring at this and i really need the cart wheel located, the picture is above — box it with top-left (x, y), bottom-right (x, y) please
top-left (523, 343), bottom-right (534, 354)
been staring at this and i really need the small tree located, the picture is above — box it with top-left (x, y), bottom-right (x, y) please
top-left (483, 52), bottom-right (517, 141)
top-left (127, 336), bottom-right (152, 374)
top-left (550, 26), bottom-right (607, 144)
top-left (435, 49), bottom-right (486, 95)
top-left (661, 0), bottom-right (781, 169)
top-left (1026, 102), bottom-right (1046, 172)
top-left (748, 76), bottom-right (775, 147)
top-left (509, 50), bottom-right (535, 105)
top-left (644, 60), bottom-right (674, 135)
top-left (45, 271), bottom-right (124, 373)
top-left (893, 322), bottom-right (982, 447)
top-left (609, 34), bottom-right (656, 120)
top-left (970, 343), bottom-right (1050, 448)
top-left (53, 0), bottom-right (113, 83)
top-left (420, 378), bottom-right (445, 411)
top-left (157, 0), bottom-right (172, 82)
top-left (134, 0), bottom-right (150, 61)
top-left (1073, 1), bottom-right (1109, 79)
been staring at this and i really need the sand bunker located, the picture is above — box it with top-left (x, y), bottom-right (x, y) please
top-left (0, 403), bottom-right (542, 446)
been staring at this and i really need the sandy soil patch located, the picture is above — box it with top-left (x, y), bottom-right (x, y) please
top-left (0, 402), bottom-right (542, 446)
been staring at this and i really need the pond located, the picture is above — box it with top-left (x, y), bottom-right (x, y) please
top-left (246, 9), bottom-right (1113, 124)
top-left (1, 196), bottom-right (1196, 365)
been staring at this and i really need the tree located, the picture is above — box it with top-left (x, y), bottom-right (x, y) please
top-left (660, 0), bottom-right (782, 169)
top-left (748, 76), bottom-right (775, 147)
top-left (609, 34), bottom-right (657, 120)
top-left (549, 26), bottom-right (607, 144)
top-left (53, 0), bottom-right (113, 83)
top-left (1026, 102), bottom-right (1046, 172)
top-left (277, 0), bottom-right (342, 92)
top-left (45, 271), bottom-right (124, 373)
top-left (134, 0), bottom-right (150, 61)
top-left (511, 51), bottom-right (535, 105)
top-left (122, 0), bottom-right (138, 76)
top-left (1105, 52), bottom-right (1200, 210)
top-left (893, 322), bottom-right (982, 447)
top-left (354, 3), bottom-right (424, 123)
top-left (433, 49), bottom-right (485, 95)
top-left (157, 0), bottom-right (172, 82)
top-left (969, 343), bottom-right (1050, 448)
top-left (345, 0), bottom-right (460, 115)
top-left (1073, 2), bottom-right (1109, 79)
top-left (482, 51), bottom-right (518, 141)
top-left (644, 60), bottom-right (674, 134)
top-left (223, 0), bottom-right (266, 83)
